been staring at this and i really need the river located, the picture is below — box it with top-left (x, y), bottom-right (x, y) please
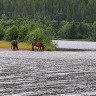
top-left (52, 40), bottom-right (96, 51)
top-left (0, 40), bottom-right (96, 96)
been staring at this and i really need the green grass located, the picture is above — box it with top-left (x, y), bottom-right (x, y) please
top-left (0, 41), bottom-right (11, 48)
top-left (18, 42), bottom-right (32, 50)
top-left (44, 43), bottom-right (56, 51)
top-left (0, 40), bottom-right (56, 51)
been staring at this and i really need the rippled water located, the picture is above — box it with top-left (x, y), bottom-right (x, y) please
top-left (0, 49), bottom-right (96, 96)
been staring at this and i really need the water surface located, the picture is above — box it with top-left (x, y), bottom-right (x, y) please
top-left (52, 40), bottom-right (96, 51)
top-left (0, 50), bottom-right (96, 96)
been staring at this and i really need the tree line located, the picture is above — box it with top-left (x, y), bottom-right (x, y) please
top-left (0, 0), bottom-right (96, 22)
top-left (58, 21), bottom-right (96, 40)
top-left (0, 18), bottom-right (54, 44)
top-left (0, 0), bottom-right (96, 42)
top-left (0, 18), bottom-right (96, 42)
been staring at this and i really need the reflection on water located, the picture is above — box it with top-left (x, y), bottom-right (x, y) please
top-left (0, 50), bottom-right (96, 96)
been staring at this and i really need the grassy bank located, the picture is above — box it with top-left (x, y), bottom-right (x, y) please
top-left (0, 40), bottom-right (56, 51)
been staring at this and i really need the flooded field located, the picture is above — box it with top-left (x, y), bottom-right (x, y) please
top-left (0, 49), bottom-right (96, 96)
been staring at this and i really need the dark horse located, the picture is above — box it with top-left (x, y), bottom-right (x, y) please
top-left (11, 40), bottom-right (19, 50)
top-left (32, 42), bottom-right (44, 51)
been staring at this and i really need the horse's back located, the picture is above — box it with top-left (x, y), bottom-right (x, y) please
top-left (11, 40), bottom-right (17, 45)
top-left (32, 42), bottom-right (41, 46)
top-left (32, 41), bottom-right (44, 51)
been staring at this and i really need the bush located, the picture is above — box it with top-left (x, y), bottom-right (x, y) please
top-left (0, 24), bottom-right (4, 40)
top-left (77, 22), bottom-right (90, 39)
top-left (90, 22), bottom-right (96, 41)
top-left (4, 25), bottom-right (19, 41)
top-left (44, 25), bottom-right (54, 43)
top-left (25, 28), bottom-right (44, 43)
top-left (58, 22), bottom-right (72, 39)
top-left (18, 25), bottom-right (28, 42)
top-left (58, 22), bottom-right (91, 39)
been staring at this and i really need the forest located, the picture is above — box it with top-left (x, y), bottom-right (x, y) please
top-left (0, 0), bottom-right (96, 43)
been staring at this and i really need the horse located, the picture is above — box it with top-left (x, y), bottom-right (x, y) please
top-left (11, 40), bottom-right (19, 50)
top-left (32, 42), bottom-right (44, 51)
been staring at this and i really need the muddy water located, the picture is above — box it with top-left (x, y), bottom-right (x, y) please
top-left (0, 50), bottom-right (96, 96)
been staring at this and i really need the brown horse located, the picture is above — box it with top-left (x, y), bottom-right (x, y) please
top-left (32, 42), bottom-right (44, 51)
top-left (11, 40), bottom-right (19, 50)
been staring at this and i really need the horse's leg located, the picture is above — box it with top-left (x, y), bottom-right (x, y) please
top-left (16, 46), bottom-right (19, 50)
top-left (42, 46), bottom-right (44, 51)
top-left (13, 46), bottom-right (15, 50)
top-left (40, 47), bottom-right (41, 51)
top-left (37, 47), bottom-right (39, 51)
top-left (16, 45), bottom-right (19, 50)
top-left (32, 46), bottom-right (34, 51)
